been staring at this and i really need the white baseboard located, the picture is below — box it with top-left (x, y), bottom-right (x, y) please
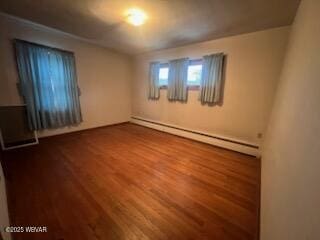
top-left (130, 116), bottom-right (260, 157)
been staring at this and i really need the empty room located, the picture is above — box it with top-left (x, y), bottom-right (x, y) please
top-left (0, 0), bottom-right (319, 239)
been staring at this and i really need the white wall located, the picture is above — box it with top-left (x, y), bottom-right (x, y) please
top-left (261, 0), bottom-right (320, 239)
top-left (0, 13), bottom-right (132, 137)
top-left (132, 27), bottom-right (290, 145)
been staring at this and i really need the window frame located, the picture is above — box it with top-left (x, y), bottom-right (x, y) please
top-left (159, 63), bottom-right (169, 89)
top-left (187, 59), bottom-right (202, 90)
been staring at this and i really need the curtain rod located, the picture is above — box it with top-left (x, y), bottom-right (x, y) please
top-left (13, 39), bottom-right (75, 55)
top-left (155, 53), bottom-right (224, 65)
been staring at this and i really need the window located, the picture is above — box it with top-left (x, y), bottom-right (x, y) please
top-left (159, 64), bottom-right (169, 86)
top-left (40, 52), bottom-right (70, 111)
top-left (15, 40), bottom-right (82, 130)
top-left (158, 60), bottom-right (202, 87)
top-left (187, 60), bottom-right (202, 86)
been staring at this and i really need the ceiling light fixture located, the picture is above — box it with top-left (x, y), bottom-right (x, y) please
top-left (126, 8), bottom-right (147, 26)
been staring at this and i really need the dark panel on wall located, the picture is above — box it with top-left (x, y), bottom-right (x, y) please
top-left (0, 105), bottom-right (36, 148)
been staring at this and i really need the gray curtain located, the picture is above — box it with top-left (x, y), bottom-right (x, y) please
top-left (167, 58), bottom-right (189, 101)
top-left (148, 62), bottom-right (160, 99)
top-left (15, 40), bottom-right (82, 130)
top-left (199, 53), bottom-right (224, 104)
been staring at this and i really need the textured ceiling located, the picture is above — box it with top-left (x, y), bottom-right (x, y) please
top-left (0, 0), bottom-right (300, 55)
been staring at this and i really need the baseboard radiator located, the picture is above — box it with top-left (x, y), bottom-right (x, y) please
top-left (130, 116), bottom-right (260, 157)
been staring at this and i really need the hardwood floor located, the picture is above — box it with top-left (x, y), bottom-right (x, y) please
top-left (1, 123), bottom-right (260, 240)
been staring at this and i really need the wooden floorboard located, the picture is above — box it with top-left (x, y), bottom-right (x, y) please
top-left (1, 123), bottom-right (260, 240)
